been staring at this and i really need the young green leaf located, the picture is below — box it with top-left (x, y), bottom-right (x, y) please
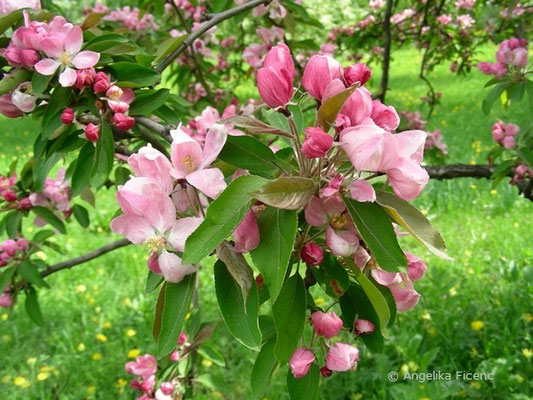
top-left (251, 207), bottom-right (297, 302)
top-left (106, 62), bottom-right (160, 88)
top-left (273, 274), bottom-right (306, 363)
top-left (25, 287), bottom-right (44, 326)
top-left (252, 177), bottom-right (315, 210)
top-left (72, 143), bottom-right (96, 196)
top-left (183, 175), bottom-right (267, 264)
top-left (214, 260), bottom-right (262, 350)
top-left (287, 363), bottom-right (320, 400)
top-left (72, 204), bottom-right (90, 228)
top-left (218, 135), bottom-right (280, 177)
top-left (90, 123), bottom-right (114, 187)
top-left (251, 338), bottom-right (278, 400)
top-left (343, 197), bottom-right (406, 272)
top-left (0, 266), bottom-right (15, 294)
top-left (18, 261), bottom-right (50, 288)
top-left (32, 206), bottom-right (66, 234)
top-left (129, 89), bottom-right (170, 116)
top-left (317, 85), bottom-right (357, 131)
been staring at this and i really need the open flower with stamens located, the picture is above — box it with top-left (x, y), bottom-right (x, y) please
top-left (34, 25), bottom-right (100, 87)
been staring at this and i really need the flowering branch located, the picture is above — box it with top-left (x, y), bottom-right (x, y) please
top-left (155, 0), bottom-right (272, 73)
top-left (40, 238), bottom-right (131, 279)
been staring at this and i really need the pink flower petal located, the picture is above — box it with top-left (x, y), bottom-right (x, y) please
top-left (110, 215), bottom-right (155, 244)
top-left (72, 51), bottom-right (100, 69)
top-left (167, 217), bottom-right (203, 252)
top-left (349, 180), bottom-right (376, 202)
top-left (186, 168), bottom-right (227, 199)
top-left (34, 58), bottom-right (60, 76)
top-left (200, 124), bottom-right (227, 168)
top-left (40, 37), bottom-right (63, 58)
top-left (158, 250), bottom-right (197, 283)
top-left (58, 67), bottom-right (77, 87)
top-left (64, 26), bottom-right (83, 54)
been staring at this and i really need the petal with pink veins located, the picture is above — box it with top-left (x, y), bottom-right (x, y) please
top-left (110, 215), bottom-right (155, 244)
top-left (64, 26), bottom-right (83, 54)
top-left (158, 250), bottom-right (197, 283)
top-left (304, 196), bottom-right (328, 227)
top-left (349, 180), bottom-right (376, 202)
top-left (72, 51), bottom-right (100, 69)
top-left (200, 124), bottom-right (227, 168)
top-left (34, 58), bottom-right (60, 76)
top-left (186, 168), bottom-right (227, 199)
top-left (167, 217), bottom-right (203, 252)
top-left (58, 67), bottom-right (77, 87)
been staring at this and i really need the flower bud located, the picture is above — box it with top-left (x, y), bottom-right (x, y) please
top-left (353, 319), bottom-right (375, 336)
top-left (20, 49), bottom-right (40, 68)
top-left (302, 55), bottom-right (343, 100)
top-left (85, 123), bottom-right (99, 142)
top-left (0, 292), bottom-right (13, 308)
top-left (141, 375), bottom-right (156, 394)
top-left (344, 63), bottom-right (371, 86)
top-left (301, 127), bottom-right (334, 158)
top-left (320, 366), bottom-right (333, 378)
top-left (178, 332), bottom-right (187, 346)
top-left (300, 242), bottom-right (324, 266)
top-left (289, 348), bottom-right (315, 378)
top-left (257, 45), bottom-right (294, 109)
top-left (310, 311), bottom-right (343, 338)
top-left (0, 93), bottom-right (22, 118)
top-left (113, 113), bottom-right (135, 130)
top-left (18, 197), bottom-right (32, 209)
top-left (406, 252), bottom-right (427, 281)
top-left (160, 382), bottom-right (174, 395)
top-left (169, 350), bottom-right (180, 362)
top-left (326, 343), bottom-right (359, 371)
top-left (502, 135), bottom-right (515, 149)
top-left (61, 108), bottom-right (75, 124)
top-left (2, 190), bottom-right (17, 202)
top-left (11, 82), bottom-right (37, 113)
top-left (76, 68), bottom-right (96, 90)
top-left (93, 72), bottom-right (110, 93)
top-left (147, 252), bottom-right (161, 274)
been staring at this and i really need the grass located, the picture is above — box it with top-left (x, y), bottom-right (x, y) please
top-left (0, 44), bottom-right (532, 399)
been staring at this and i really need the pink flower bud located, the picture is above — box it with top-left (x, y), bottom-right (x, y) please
top-left (257, 45), bottom-right (294, 108)
top-left (301, 127), bottom-right (334, 158)
top-left (406, 252), bottom-right (427, 281)
top-left (0, 292), bottom-right (13, 308)
top-left (300, 242), bottom-right (324, 266)
top-left (3, 190), bottom-right (17, 202)
top-left (310, 311), bottom-right (343, 338)
top-left (1, 239), bottom-right (18, 256)
top-left (502, 135), bottom-right (515, 149)
top-left (160, 382), bottom-right (174, 395)
top-left (76, 68), bottom-right (96, 90)
top-left (20, 49), bottom-right (40, 68)
top-left (16, 238), bottom-right (29, 251)
top-left (178, 331), bottom-right (187, 346)
top-left (85, 123), bottom-right (99, 142)
top-left (169, 350), bottom-right (180, 362)
top-left (18, 197), bottom-right (32, 209)
top-left (147, 252), bottom-right (162, 274)
top-left (263, 43), bottom-right (294, 77)
top-left (141, 375), bottom-right (156, 394)
top-left (370, 100), bottom-right (400, 132)
top-left (233, 209), bottom-right (260, 253)
top-left (11, 82), bottom-right (37, 113)
top-left (130, 379), bottom-right (142, 391)
top-left (302, 55), bottom-right (343, 100)
top-left (353, 319), bottom-right (375, 336)
top-left (61, 108), bottom-right (75, 124)
top-left (113, 113), bottom-right (135, 130)
top-left (344, 63), bottom-right (372, 86)
top-left (320, 366), bottom-right (333, 378)
top-left (289, 348), bottom-right (315, 378)
top-left (505, 123), bottom-right (520, 136)
top-left (0, 93), bottom-right (22, 118)
top-left (93, 72), bottom-right (110, 93)
top-left (325, 343), bottom-right (359, 371)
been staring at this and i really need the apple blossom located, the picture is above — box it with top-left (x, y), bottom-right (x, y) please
top-left (310, 311), bottom-right (343, 338)
top-left (326, 343), bottom-right (359, 371)
top-left (289, 348), bottom-right (315, 378)
top-left (300, 242), bottom-right (324, 266)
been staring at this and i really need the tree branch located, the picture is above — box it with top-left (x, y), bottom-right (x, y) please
top-left (135, 117), bottom-right (174, 143)
top-left (377, 0), bottom-right (393, 102)
top-left (40, 238), bottom-right (131, 279)
top-left (137, 126), bottom-right (171, 158)
top-left (155, 0), bottom-right (272, 73)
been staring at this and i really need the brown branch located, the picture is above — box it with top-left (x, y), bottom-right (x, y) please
top-left (137, 126), bottom-right (170, 158)
top-left (40, 238), bottom-right (131, 279)
top-left (377, 0), bottom-right (393, 102)
top-left (135, 117), bottom-right (173, 143)
top-left (155, 0), bottom-right (272, 73)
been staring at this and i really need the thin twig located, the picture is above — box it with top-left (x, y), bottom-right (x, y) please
top-left (155, 0), bottom-right (272, 73)
top-left (40, 239), bottom-right (131, 278)
top-left (135, 117), bottom-right (174, 143)
top-left (137, 126), bottom-right (171, 158)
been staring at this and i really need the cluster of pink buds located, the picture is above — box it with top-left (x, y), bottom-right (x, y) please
top-left (104, 6), bottom-right (159, 31)
top-left (169, 331), bottom-right (188, 362)
top-left (491, 122), bottom-right (519, 149)
top-left (165, 0), bottom-right (206, 22)
top-left (0, 238), bottom-right (29, 267)
top-left (126, 354), bottom-right (176, 399)
top-left (289, 310), bottom-right (377, 379)
top-left (0, 174), bottom-right (32, 209)
top-left (478, 38), bottom-right (528, 78)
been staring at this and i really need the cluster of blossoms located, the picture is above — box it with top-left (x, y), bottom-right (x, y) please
top-left (500, 3), bottom-right (533, 19)
top-left (0, 174), bottom-right (31, 209)
top-left (0, 238), bottom-right (29, 267)
top-left (84, 2), bottom-right (159, 31)
top-left (165, 0), bottom-right (206, 22)
top-left (28, 168), bottom-right (72, 224)
top-left (491, 121), bottom-right (519, 149)
top-left (478, 38), bottom-right (528, 78)
top-left (125, 333), bottom-right (187, 399)
top-left (0, 0), bottom-right (39, 16)
top-left (243, 26), bottom-right (285, 69)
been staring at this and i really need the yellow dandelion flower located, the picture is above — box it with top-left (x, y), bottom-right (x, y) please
top-left (523, 313), bottom-right (533, 323)
top-left (123, 298), bottom-right (131, 307)
top-left (449, 287), bottom-right (457, 296)
top-left (92, 353), bottom-right (102, 361)
top-left (407, 361), bottom-right (419, 372)
top-left (77, 343), bottom-right (86, 351)
top-left (95, 333), bottom-right (107, 342)
top-left (471, 321), bottom-right (484, 331)
top-left (87, 386), bottom-right (95, 393)
top-left (96, 227), bottom-right (103, 233)
top-left (185, 312), bottom-right (191, 320)
top-left (26, 357), bottom-right (37, 366)
top-left (13, 376), bottom-right (30, 388)
top-left (201, 359), bottom-right (213, 368)
top-left (128, 349), bottom-right (140, 358)
top-left (470, 184), bottom-right (477, 189)
top-left (37, 372), bottom-right (50, 381)
top-left (513, 222), bottom-right (519, 228)
top-left (522, 348), bottom-right (533, 359)
top-left (1, 313), bottom-right (8, 321)
top-left (76, 285), bottom-right (87, 293)
top-left (103, 322), bottom-right (111, 329)
top-left (125, 329), bottom-right (137, 337)
top-left (94, 306), bottom-right (102, 313)
top-left (400, 363), bottom-right (409, 375)
top-left (490, 189), bottom-right (497, 196)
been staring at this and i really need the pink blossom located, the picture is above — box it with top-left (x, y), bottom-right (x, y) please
top-left (289, 348), bottom-right (315, 378)
top-left (233, 209), bottom-right (260, 253)
top-left (141, 374), bottom-right (156, 395)
top-left (455, 0), bottom-right (475, 9)
top-left (104, 6), bottom-right (158, 30)
top-left (256, 26), bottom-right (284, 44)
top-left (496, 38), bottom-right (528, 67)
top-left (257, 43), bottom-right (294, 108)
top-left (406, 252), bottom-right (427, 281)
top-left (301, 127), bottom-right (334, 158)
top-left (0, 93), bottom-right (22, 118)
top-left (353, 319), bottom-right (375, 336)
top-left (125, 354), bottom-right (157, 380)
top-left (170, 124), bottom-right (227, 199)
top-left (300, 242), bottom-right (324, 266)
top-left (61, 108), bottom-right (75, 124)
top-left (371, 100), bottom-right (400, 132)
top-left (242, 43), bottom-right (267, 68)
top-left (11, 82), bottom-right (37, 113)
top-left (128, 145), bottom-right (174, 195)
top-left (436, 14), bottom-right (452, 24)
top-left (105, 85), bottom-right (135, 113)
top-left (326, 343), bottom-right (359, 371)
top-left (344, 63), bottom-right (372, 86)
top-left (35, 25), bottom-right (100, 87)
top-left (85, 123), bottom-right (99, 142)
top-left (0, 0), bottom-right (40, 15)
top-left (114, 113), bottom-right (135, 131)
top-left (169, 350), bottom-right (180, 362)
top-left (0, 291), bottom-right (12, 307)
top-left (456, 14), bottom-right (475, 28)
top-left (302, 55), bottom-right (343, 100)
top-left (349, 180), bottom-right (376, 202)
top-left (388, 275), bottom-right (420, 311)
top-left (93, 72), bottom-right (110, 93)
top-left (75, 68), bottom-right (96, 89)
top-left (311, 311), bottom-right (343, 338)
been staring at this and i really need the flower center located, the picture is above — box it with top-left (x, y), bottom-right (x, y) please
top-left (330, 214), bottom-right (347, 230)
top-left (108, 89), bottom-right (123, 101)
top-left (183, 156), bottom-right (197, 174)
top-left (145, 236), bottom-right (166, 253)
top-left (59, 52), bottom-right (71, 66)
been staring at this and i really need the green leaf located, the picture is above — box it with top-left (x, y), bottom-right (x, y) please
top-left (183, 175), bottom-right (267, 263)
top-left (80, 11), bottom-right (106, 30)
top-left (146, 270), bottom-right (164, 294)
top-left (154, 35), bottom-right (186, 64)
top-left (525, 80), bottom-right (533, 111)
top-left (288, 104), bottom-right (304, 134)
top-left (372, 277), bottom-right (397, 328)
top-left (72, 204), bottom-right (90, 228)
top-left (25, 287), bottom-right (44, 326)
top-left (516, 146), bottom-right (533, 168)
top-left (376, 192), bottom-right (451, 260)
top-left (152, 282), bottom-right (166, 341)
top-left (72, 143), bottom-right (95, 196)
top-left (262, 109), bottom-right (291, 134)
top-left (339, 284), bottom-right (384, 353)
top-left (129, 89), bottom-right (170, 116)
top-left (33, 153), bottom-right (61, 192)
top-left (343, 197), bottom-right (406, 272)
top-left (197, 345), bottom-right (225, 367)
top-left (251, 207), bottom-right (297, 302)
top-left (218, 135), bottom-right (279, 177)
top-left (32, 206), bottom-right (66, 234)
top-left (18, 261), bottom-right (49, 288)
top-left (287, 363), bottom-right (320, 400)
top-left (0, 266), bottom-right (15, 294)
top-left (31, 72), bottom-right (54, 95)
top-left (0, 68), bottom-right (31, 95)
top-left (216, 242), bottom-right (255, 302)
top-left (312, 252), bottom-right (350, 297)
top-left (157, 274), bottom-right (196, 357)
top-left (0, 10), bottom-right (23, 35)
top-left (84, 34), bottom-right (131, 52)
top-left (114, 166), bottom-right (131, 186)
top-left (317, 85), bottom-right (357, 131)
top-left (223, 115), bottom-right (292, 138)
top-left (482, 83), bottom-right (507, 115)
top-left (106, 62), bottom-right (160, 88)
top-left (42, 86), bottom-right (72, 138)
top-left (251, 338), bottom-right (278, 400)
top-left (252, 177), bottom-right (315, 210)
top-left (90, 123), bottom-right (114, 187)
top-left (5, 211), bottom-right (22, 238)
top-left (214, 260), bottom-right (262, 350)
top-left (272, 274), bottom-right (306, 363)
